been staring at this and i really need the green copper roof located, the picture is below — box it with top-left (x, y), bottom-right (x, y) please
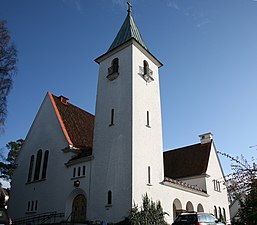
top-left (108, 12), bottom-right (148, 52)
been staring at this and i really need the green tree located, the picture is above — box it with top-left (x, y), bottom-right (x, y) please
top-left (0, 20), bottom-right (17, 134)
top-left (0, 139), bottom-right (24, 180)
top-left (235, 181), bottom-right (257, 225)
top-left (129, 193), bottom-right (168, 225)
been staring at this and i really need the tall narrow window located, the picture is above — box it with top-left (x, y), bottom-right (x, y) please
top-left (110, 108), bottom-right (114, 126)
top-left (142, 60), bottom-right (153, 82)
top-left (146, 111), bottom-right (150, 127)
top-left (78, 167), bottom-right (81, 177)
top-left (73, 168), bottom-right (76, 178)
top-left (31, 201), bottom-right (34, 211)
top-left (223, 208), bottom-right (226, 222)
top-left (213, 180), bottom-right (221, 192)
top-left (144, 60), bottom-right (149, 75)
top-left (82, 166), bottom-right (86, 176)
top-left (41, 150), bottom-right (49, 179)
top-left (107, 58), bottom-right (119, 81)
top-left (112, 58), bottom-right (119, 74)
top-left (27, 155), bottom-right (34, 182)
top-left (107, 190), bottom-right (112, 205)
top-left (27, 201), bottom-right (30, 211)
top-left (214, 206), bottom-right (217, 218)
top-left (148, 166), bottom-right (151, 185)
top-left (218, 207), bottom-right (222, 219)
top-left (34, 150), bottom-right (42, 181)
top-left (35, 200), bottom-right (38, 211)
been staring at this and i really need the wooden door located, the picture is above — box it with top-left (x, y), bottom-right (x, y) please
top-left (72, 194), bottom-right (86, 222)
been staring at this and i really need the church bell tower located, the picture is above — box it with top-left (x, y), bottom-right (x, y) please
top-left (89, 3), bottom-right (164, 223)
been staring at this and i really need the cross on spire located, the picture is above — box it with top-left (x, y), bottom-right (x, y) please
top-left (127, 1), bottom-right (132, 15)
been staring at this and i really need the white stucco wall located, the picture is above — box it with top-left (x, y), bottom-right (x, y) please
top-left (132, 43), bottom-right (164, 205)
top-left (89, 44), bottom-right (133, 222)
top-left (8, 94), bottom-right (92, 221)
top-left (205, 143), bottom-right (230, 223)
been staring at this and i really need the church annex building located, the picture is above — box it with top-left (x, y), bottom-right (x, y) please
top-left (8, 4), bottom-right (231, 225)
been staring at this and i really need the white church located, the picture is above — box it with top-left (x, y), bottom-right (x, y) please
top-left (8, 3), bottom-right (231, 224)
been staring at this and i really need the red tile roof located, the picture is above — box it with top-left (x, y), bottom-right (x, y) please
top-left (48, 92), bottom-right (94, 152)
top-left (164, 141), bottom-right (212, 179)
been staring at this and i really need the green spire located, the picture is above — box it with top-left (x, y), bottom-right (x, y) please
top-left (107, 2), bottom-right (148, 52)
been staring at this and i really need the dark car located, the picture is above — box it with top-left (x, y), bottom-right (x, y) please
top-left (172, 212), bottom-right (224, 225)
top-left (0, 209), bottom-right (11, 225)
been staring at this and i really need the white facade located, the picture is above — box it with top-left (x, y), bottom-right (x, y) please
top-left (8, 93), bottom-right (93, 221)
top-left (8, 7), bottom-right (231, 225)
top-left (89, 39), bottom-right (164, 222)
top-left (161, 141), bottom-right (230, 223)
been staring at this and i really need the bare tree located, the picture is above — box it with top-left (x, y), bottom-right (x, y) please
top-left (218, 151), bottom-right (257, 224)
top-left (0, 20), bottom-right (17, 134)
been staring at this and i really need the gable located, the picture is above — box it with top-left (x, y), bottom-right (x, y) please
top-left (163, 141), bottom-right (212, 179)
top-left (205, 142), bottom-right (225, 179)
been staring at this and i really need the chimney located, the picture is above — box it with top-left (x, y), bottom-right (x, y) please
top-left (59, 95), bottom-right (69, 105)
top-left (199, 132), bottom-right (213, 144)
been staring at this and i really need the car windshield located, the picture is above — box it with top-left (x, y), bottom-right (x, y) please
top-left (175, 214), bottom-right (197, 222)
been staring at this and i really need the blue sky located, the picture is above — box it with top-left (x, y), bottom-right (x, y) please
top-left (1, 0), bottom-right (257, 184)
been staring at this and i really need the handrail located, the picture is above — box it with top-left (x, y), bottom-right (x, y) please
top-left (12, 211), bottom-right (64, 225)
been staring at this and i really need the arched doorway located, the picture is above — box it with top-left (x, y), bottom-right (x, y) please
top-left (186, 201), bottom-right (194, 212)
top-left (173, 199), bottom-right (183, 221)
top-left (71, 194), bottom-right (87, 222)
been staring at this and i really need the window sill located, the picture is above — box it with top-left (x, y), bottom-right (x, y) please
top-left (105, 204), bottom-right (112, 209)
top-left (26, 178), bottom-right (46, 184)
top-left (71, 175), bottom-right (85, 180)
top-left (147, 183), bottom-right (152, 186)
top-left (25, 211), bottom-right (37, 215)
top-left (107, 72), bottom-right (119, 81)
top-left (145, 125), bottom-right (151, 128)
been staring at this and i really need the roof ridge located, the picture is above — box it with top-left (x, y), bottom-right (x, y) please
top-left (167, 141), bottom-right (212, 153)
top-left (48, 91), bottom-right (73, 146)
top-left (51, 93), bottom-right (95, 117)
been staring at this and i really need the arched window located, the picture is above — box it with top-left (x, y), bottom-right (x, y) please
top-left (107, 58), bottom-right (119, 81)
top-left (27, 201), bottom-right (30, 211)
top-left (197, 203), bottom-right (204, 212)
top-left (31, 200), bottom-right (34, 211)
top-left (34, 149), bottom-right (42, 181)
top-left (27, 155), bottom-right (34, 182)
top-left (219, 207), bottom-right (222, 219)
top-left (41, 150), bottom-right (49, 179)
top-left (143, 60), bottom-right (149, 75)
top-left (223, 208), bottom-right (226, 222)
top-left (73, 168), bottom-right (76, 177)
top-left (107, 190), bottom-right (112, 205)
top-left (214, 206), bottom-right (217, 218)
top-left (186, 201), bottom-right (194, 212)
top-left (112, 58), bottom-right (119, 73)
top-left (173, 199), bottom-right (182, 221)
top-left (82, 166), bottom-right (86, 176)
top-left (78, 167), bottom-right (81, 177)
top-left (35, 200), bottom-right (38, 211)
